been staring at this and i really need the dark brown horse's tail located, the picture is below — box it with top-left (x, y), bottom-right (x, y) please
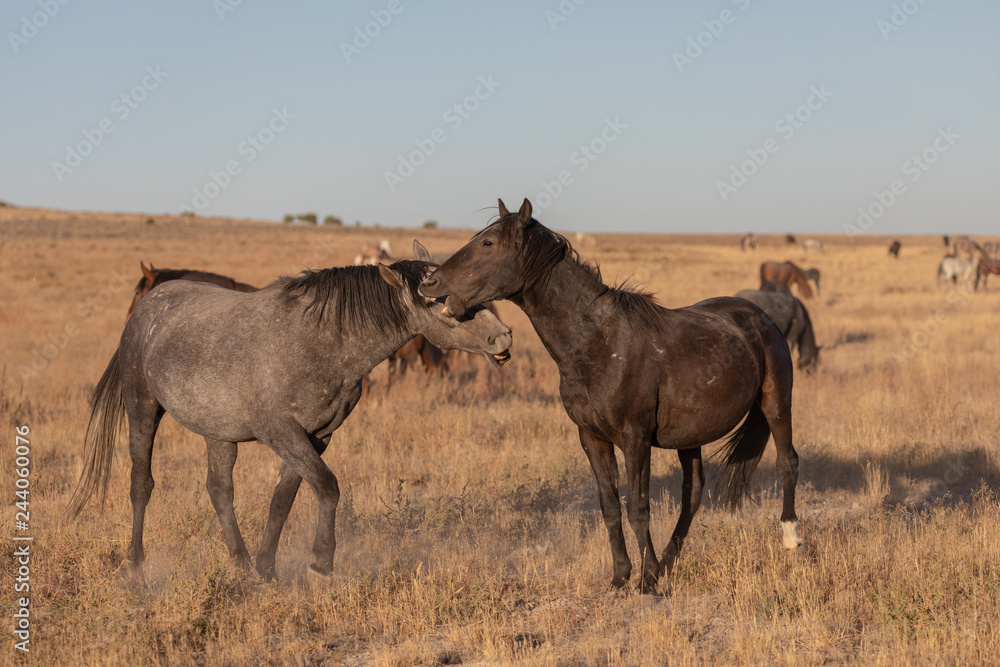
top-left (714, 402), bottom-right (771, 508)
top-left (67, 348), bottom-right (125, 518)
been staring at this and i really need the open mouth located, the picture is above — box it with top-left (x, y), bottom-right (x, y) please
top-left (487, 350), bottom-right (512, 368)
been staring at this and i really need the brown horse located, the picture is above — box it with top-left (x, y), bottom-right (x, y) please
top-left (127, 262), bottom-right (258, 318)
top-left (976, 257), bottom-right (1000, 291)
top-left (888, 240), bottom-right (901, 258)
top-left (759, 261), bottom-right (817, 298)
top-left (386, 302), bottom-right (500, 383)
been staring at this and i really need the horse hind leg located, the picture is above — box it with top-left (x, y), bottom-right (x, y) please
top-left (125, 399), bottom-right (164, 578)
top-left (660, 447), bottom-right (704, 578)
top-left (759, 360), bottom-right (802, 550)
top-left (205, 439), bottom-right (251, 569)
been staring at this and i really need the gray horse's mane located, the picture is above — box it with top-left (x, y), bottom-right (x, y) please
top-left (279, 260), bottom-right (429, 335)
top-left (490, 214), bottom-right (664, 333)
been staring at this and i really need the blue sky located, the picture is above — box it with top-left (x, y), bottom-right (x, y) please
top-left (2, 0), bottom-right (997, 234)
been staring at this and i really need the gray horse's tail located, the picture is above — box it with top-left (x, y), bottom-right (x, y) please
top-left (713, 402), bottom-right (771, 507)
top-left (67, 348), bottom-right (125, 518)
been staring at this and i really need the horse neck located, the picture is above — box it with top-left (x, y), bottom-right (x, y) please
top-left (797, 309), bottom-right (818, 360)
top-left (306, 289), bottom-right (416, 379)
top-left (512, 256), bottom-right (609, 367)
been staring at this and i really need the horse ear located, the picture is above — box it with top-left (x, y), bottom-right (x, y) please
top-left (412, 239), bottom-right (431, 263)
top-left (377, 264), bottom-right (404, 290)
top-left (517, 198), bottom-right (532, 224)
top-left (141, 262), bottom-right (156, 282)
top-left (498, 198), bottom-right (509, 218)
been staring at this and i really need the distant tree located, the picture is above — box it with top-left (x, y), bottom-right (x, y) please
top-left (323, 215), bottom-right (342, 227)
top-left (423, 220), bottom-right (438, 229)
top-left (283, 214), bottom-right (294, 224)
top-left (297, 213), bottom-right (318, 225)
top-left (145, 217), bottom-right (155, 225)
top-left (180, 210), bottom-right (196, 218)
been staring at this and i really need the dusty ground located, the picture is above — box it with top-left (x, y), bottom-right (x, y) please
top-left (1, 205), bottom-right (999, 665)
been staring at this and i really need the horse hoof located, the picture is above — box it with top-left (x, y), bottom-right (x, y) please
top-left (306, 565), bottom-right (333, 587)
top-left (781, 521), bottom-right (804, 550)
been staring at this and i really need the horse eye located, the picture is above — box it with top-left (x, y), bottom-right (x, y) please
top-left (482, 240), bottom-right (493, 247)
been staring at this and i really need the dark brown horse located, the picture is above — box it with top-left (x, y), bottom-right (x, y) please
top-left (759, 261), bottom-right (818, 298)
top-left (888, 240), bottom-right (901, 258)
top-left (127, 262), bottom-right (258, 318)
top-left (420, 198), bottom-right (801, 593)
top-left (976, 257), bottom-right (1000, 291)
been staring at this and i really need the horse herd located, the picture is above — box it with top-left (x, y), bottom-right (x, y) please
top-left (74, 199), bottom-right (983, 595)
top-left (937, 236), bottom-right (1000, 291)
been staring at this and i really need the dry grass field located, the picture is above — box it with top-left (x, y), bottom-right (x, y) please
top-left (1, 206), bottom-right (999, 666)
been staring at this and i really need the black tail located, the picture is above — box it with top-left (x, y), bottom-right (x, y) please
top-left (67, 348), bottom-right (125, 518)
top-left (713, 402), bottom-right (771, 507)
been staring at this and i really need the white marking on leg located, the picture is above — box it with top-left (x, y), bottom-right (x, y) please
top-left (781, 520), bottom-right (803, 549)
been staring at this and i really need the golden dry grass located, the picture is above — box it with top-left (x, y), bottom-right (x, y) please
top-left (1, 206), bottom-right (999, 665)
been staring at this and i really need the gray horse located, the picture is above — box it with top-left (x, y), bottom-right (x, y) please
top-left (735, 290), bottom-right (820, 373)
top-left (938, 256), bottom-right (976, 289)
top-left (68, 242), bottom-right (513, 582)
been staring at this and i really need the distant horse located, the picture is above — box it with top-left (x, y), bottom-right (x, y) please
top-left (976, 257), bottom-right (1000, 291)
top-left (420, 198), bottom-right (801, 593)
top-left (741, 233), bottom-right (758, 251)
top-left (390, 335), bottom-right (450, 379)
top-left (950, 237), bottom-right (983, 259)
top-left (888, 240), bottom-right (901, 258)
top-left (127, 262), bottom-right (258, 318)
top-left (760, 261), bottom-right (818, 298)
top-left (760, 279), bottom-right (791, 294)
top-left (785, 234), bottom-right (797, 244)
top-left (938, 256), bottom-right (976, 289)
top-left (69, 242), bottom-right (513, 582)
top-left (982, 241), bottom-right (1000, 260)
top-left (735, 290), bottom-right (819, 373)
top-left (943, 235), bottom-right (950, 247)
top-left (801, 238), bottom-right (823, 255)
top-left (354, 240), bottom-right (392, 266)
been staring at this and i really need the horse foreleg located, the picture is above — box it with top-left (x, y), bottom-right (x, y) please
top-left (578, 427), bottom-right (631, 589)
top-left (205, 439), bottom-right (251, 568)
top-left (621, 436), bottom-right (659, 593)
top-left (660, 447), bottom-right (704, 578)
top-left (258, 430), bottom-right (338, 579)
top-left (255, 463), bottom-right (302, 582)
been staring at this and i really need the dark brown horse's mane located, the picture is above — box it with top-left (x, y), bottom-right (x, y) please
top-left (492, 213), bottom-right (664, 333)
top-left (280, 260), bottom-right (429, 335)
